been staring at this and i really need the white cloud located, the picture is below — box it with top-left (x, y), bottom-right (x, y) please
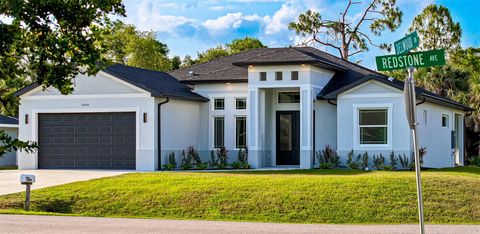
top-left (262, 1), bottom-right (300, 35)
top-left (203, 12), bottom-right (261, 33)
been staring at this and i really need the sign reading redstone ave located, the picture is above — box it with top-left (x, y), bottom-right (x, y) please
top-left (375, 49), bottom-right (446, 71)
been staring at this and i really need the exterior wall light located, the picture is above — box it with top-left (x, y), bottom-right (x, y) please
top-left (226, 83), bottom-right (231, 85)
top-left (143, 113), bottom-right (147, 123)
top-left (25, 114), bottom-right (29, 124)
top-left (248, 65), bottom-right (254, 68)
top-left (301, 64), bottom-right (306, 67)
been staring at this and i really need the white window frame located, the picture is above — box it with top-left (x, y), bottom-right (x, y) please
top-left (213, 116), bottom-right (225, 148)
top-left (234, 115), bottom-right (247, 149)
top-left (213, 98), bottom-right (225, 111)
top-left (235, 97), bottom-right (247, 110)
top-left (277, 91), bottom-right (300, 104)
top-left (353, 103), bottom-right (393, 150)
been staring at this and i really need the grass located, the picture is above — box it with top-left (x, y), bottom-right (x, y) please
top-left (0, 165), bottom-right (17, 170)
top-left (0, 167), bottom-right (479, 224)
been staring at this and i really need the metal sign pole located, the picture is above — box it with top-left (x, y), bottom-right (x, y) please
top-left (406, 67), bottom-right (425, 234)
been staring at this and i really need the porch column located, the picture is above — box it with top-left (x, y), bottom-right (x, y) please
top-left (300, 86), bottom-right (314, 169)
top-left (248, 88), bottom-right (262, 168)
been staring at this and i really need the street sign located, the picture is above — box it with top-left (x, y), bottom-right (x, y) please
top-left (375, 49), bottom-right (445, 71)
top-left (394, 31), bottom-right (419, 54)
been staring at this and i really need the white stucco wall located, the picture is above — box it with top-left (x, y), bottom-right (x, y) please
top-left (314, 100), bottom-right (337, 165)
top-left (416, 102), bottom-right (464, 168)
top-left (0, 126), bottom-right (18, 166)
top-left (17, 72), bottom-right (158, 171)
top-left (159, 98), bottom-right (202, 165)
top-left (336, 80), bottom-right (411, 166)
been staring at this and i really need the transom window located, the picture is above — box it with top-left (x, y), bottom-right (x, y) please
top-left (291, 71), bottom-right (299, 80)
top-left (214, 116), bottom-right (224, 148)
top-left (278, 92), bottom-right (300, 103)
top-left (259, 72), bottom-right (267, 81)
top-left (236, 98), bottom-right (246, 110)
top-left (359, 109), bottom-right (388, 145)
top-left (235, 116), bottom-right (247, 148)
top-left (275, 71), bottom-right (283, 80)
top-left (214, 98), bottom-right (224, 110)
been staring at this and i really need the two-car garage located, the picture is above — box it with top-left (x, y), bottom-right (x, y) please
top-left (37, 112), bottom-right (136, 169)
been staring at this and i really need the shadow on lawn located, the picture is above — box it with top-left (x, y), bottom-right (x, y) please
top-left (426, 166), bottom-right (480, 175)
top-left (215, 169), bottom-right (373, 176)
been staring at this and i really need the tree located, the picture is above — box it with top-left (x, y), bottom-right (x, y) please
top-left (103, 22), bottom-right (172, 71)
top-left (193, 37), bottom-right (267, 64)
top-left (0, 0), bottom-right (125, 157)
top-left (181, 55), bottom-right (195, 68)
top-left (409, 4), bottom-right (461, 53)
top-left (196, 46), bottom-right (230, 63)
top-left (288, 1), bottom-right (402, 60)
top-left (171, 56), bottom-right (182, 70)
top-left (227, 37), bottom-right (266, 54)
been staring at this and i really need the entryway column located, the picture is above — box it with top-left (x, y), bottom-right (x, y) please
top-left (300, 86), bottom-right (314, 169)
top-left (248, 88), bottom-right (262, 168)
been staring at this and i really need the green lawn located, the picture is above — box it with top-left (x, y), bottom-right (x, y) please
top-left (0, 167), bottom-right (479, 224)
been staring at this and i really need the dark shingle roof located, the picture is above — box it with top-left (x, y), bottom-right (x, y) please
top-left (103, 64), bottom-right (208, 102)
top-left (169, 46), bottom-right (471, 111)
top-left (15, 64), bottom-right (208, 102)
top-left (0, 115), bottom-right (18, 125)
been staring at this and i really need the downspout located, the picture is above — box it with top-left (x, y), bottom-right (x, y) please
top-left (157, 97), bottom-right (170, 170)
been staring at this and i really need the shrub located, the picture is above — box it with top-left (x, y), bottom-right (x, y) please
top-left (468, 155), bottom-right (480, 167)
top-left (180, 150), bottom-right (193, 170)
top-left (399, 154), bottom-right (409, 169)
top-left (361, 151), bottom-right (369, 170)
top-left (316, 145), bottom-right (340, 169)
top-left (237, 147), bottom-right (248, 163)
top-left (373, 154), bottom-right (385, 170)
top-left (230, 161), bottom-right (242, 169)
top-left (208, 150), bottom-right (219, 168)
top-left (346, 150), bottom-right (361, 169)
top-left (383, 165), bottom-right (394, 171)
top-left (197, 162), bottom-right (209, 170)
top-left (389, 151), bottom-right (397, 170)
top-left (162, 151), bottom-right (177, 170)
top-left (186, 146), bottom-right (202, 166)
top-left (240, 162), bottom-right (251, 169)
top-left (217, 146), bottom-right (229, 169)
top-left (409, 147), bottom-right (427, 170)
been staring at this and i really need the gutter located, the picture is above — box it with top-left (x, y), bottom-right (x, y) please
top-left (157, 97), bottom-right (170, 170)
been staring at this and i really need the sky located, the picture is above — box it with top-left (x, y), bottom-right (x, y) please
top-left (119, 0), bottom-right (480, 69)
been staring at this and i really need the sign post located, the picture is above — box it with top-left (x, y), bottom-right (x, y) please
top-left (375, 32), bottom-right (445, 234)
top-left (20, 174), bottom-right (35, 211)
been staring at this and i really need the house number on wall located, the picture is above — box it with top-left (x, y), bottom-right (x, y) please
top-left (81, 103), bottom-right (90, 107)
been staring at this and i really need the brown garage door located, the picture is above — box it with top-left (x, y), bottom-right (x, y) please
top-left (38, 112), bottom-right (136, 169)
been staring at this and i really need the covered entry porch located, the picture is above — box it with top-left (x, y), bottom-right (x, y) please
top-left (247, 87), bottom-right (317, 169)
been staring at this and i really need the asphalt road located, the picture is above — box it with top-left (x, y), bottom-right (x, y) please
top-left (1, 215), bottom-right (479, 234)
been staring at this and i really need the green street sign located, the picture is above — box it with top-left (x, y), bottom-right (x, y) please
top-left (394, 31), bottom-right (419, 55)
top-left (375, 49), bottom-right (445, 71)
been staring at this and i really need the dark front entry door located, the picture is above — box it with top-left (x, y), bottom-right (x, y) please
top-left (276, 111), bottom-right (300, 165)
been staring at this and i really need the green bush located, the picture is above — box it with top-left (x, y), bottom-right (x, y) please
top-left (208, 150), bottom-right (219, 168)
top-left (196, 162), bottom-right (209, 170)
top-left (237, 147), bottom-right (248, 163)
top-left (389, 151), bottom-right (397, 170)
top-left (180, 150), bottom-right (193, 170)
top-left (346, 150), bottom-right (361, 169)
top-left (468, 155), bottom-right (480, 167)
top-left (399, 154), bottom-right (409, 169)
top-left (230, 161), bottom-right (242, 169)
top-left (217, 146), bottom-right (229, 169)
top-left (316, 145), bottom-right (340, 169)
top-left (373, 154), bottom-right (385, 170)
top-left (361, 151), bottom-right (369, 170)
top-left (162, 151), bottom-right (177, 170)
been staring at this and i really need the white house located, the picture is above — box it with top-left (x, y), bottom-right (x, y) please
top-left (15, 47), bottom-right (472, 170)
top-left (0, 115), bottom-right (19, 166)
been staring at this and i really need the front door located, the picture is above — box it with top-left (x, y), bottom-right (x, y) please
top-left (276, 111), bottom-right (300, 165)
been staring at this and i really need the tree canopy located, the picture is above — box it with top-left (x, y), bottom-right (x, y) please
top-left (103, 22), bottom-right (173, 71)
top-left (409, 4), bottom-right (461, 53)
top-left (288, 0), bottom-right (402, 61)
top-left (188, 37), bottom-right (266, 65)
top-left (0, 0), bottom-right (126, 157)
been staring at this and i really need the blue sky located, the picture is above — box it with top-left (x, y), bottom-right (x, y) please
top-left (121, 0), bottom-right (480, 69)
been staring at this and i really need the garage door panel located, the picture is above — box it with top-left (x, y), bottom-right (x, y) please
top-left (38, 112), bottom-right (136, 169)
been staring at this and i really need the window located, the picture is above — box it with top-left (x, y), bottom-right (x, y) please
top-left (214, 117), bottom-right (224, 148)
top-left (278, 92), bottom-right (300, 103)
top-left (442, 114), bottom-right (449, 127)
top-left (214, 98), bottom-right (224, 110)
top-left (236, 98), bottom-right (246, 110)
top-left (275, 71), bottom-right (283, 80)
top-left (359, 109), bottom-right (388, 145)
top-left (235, 116), bottom-right (247, 148)
top-left (291, 71), bottom-right (299, 80)
top-left (259, 72), bottom-right (267, 81)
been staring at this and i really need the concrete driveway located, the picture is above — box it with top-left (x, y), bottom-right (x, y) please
top-left (0, 170), bottom-right (131, 195)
